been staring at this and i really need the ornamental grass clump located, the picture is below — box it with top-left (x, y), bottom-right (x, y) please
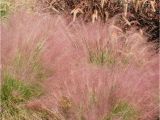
top-left (1, 12), bottom-right (159, 120)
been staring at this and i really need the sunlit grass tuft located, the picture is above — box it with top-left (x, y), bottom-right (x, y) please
top-left (89, 50), bottom-right (116, 66)
top-left (104, 101), bottom-right (138, 120)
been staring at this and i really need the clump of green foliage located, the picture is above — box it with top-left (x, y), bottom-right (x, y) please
top-left (104, 101), bottom-right (138, 120)
top-left (0, 0), bottom-right (36, 19)
top-left (0, 73), bottom-right (60, 120)
top-left (89, 50), bottom-right (116, 66)
top-left (0, 73), bottom-right (42, 120)
top-left (0, 0), bottom-right (11, 18)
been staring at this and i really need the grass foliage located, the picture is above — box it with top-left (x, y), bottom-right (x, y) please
top-left (105, 101), bottom-right (137, 120)
top-left (0, 73), bottom-right (43, 120)
top-left (0, 0), bottom-right (11, 18)
top-left (1, 3), bottom-right (159, 120)
top-left (89, 50), bottom-right (116, 66)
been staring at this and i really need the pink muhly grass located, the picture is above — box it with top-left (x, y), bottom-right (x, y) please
top-left (1, 11), bottom-right (60, 81)
top-left (68, 21), bottom-right (156, 66)
top-left (1, 12), bottom-right (159, 120)
top-left (39, 60), bottom-right (159, 120)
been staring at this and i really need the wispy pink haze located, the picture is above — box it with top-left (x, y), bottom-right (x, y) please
top-left (1, 12), bottom-right (159, 120)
